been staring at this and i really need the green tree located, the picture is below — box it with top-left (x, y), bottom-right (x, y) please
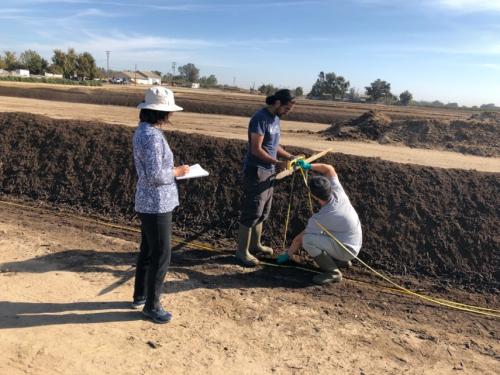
top-left (18, 49), bottom-right (48, 75)
top-left (178, 63), bottom-right (200, 83)
top-left (365, 79), bottom-right (392, 102)
top-left (258, 84), bottom-right (277, 95)
top-left (52, 48), bottom-right (78, 79)
top-left (47, 64), bottom-right (63, 74)
top-left (308, 71), bottom-right (349, 100)
top-left (294, 86), bottom-right (303, 97)
top-left (162, 73), bottom-right (173, 83)
top-left (0, 56), bottom-right (5, 70)
top-left (65, 48), bottom-right (78, 78)
top-left (199, 74), bottom-right (218, 87)
top-left (51, 50), bottom-right (65, 70)
top-left (76, 52), bottom-right (98, 80)
top-left (308, 71), bottom-right (324, 98)
top-left (399, 90), bottom-right (413, 106)
top-left (3, 51), bottom-right (18, 70)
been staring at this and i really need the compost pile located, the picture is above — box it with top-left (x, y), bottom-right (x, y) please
top-left (324, 110), bottom-right (392, 140)
top-left (1, 112), bottom-right (498, 290)
top-left (323, 110), bottom-right (500, 157)
top-left (468, 111), bottom-right (500, 123)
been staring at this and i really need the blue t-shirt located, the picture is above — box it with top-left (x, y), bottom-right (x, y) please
top-left (244, 108), bottom-right (280, 171)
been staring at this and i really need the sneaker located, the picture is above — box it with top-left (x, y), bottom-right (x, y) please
top-left (142, 306), bottom-right (173, 324)
top-left (131, 297), bottom-right (146, 310)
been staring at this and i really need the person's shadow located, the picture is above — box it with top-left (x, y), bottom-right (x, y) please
top-left (0, 245), bottom-right (316, 329)
top-left (167, 248), bottom-right (315, 294)
top-left (0, 246), bottom-right (315, 294)
top-left (0, 301), bottom-right (140, 329)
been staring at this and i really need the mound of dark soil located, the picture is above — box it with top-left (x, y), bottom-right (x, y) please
top-left (0, 112), bottom-right (498, 291)
top-left (323, 111), bottom-right (500, 157)
top-left (385, 119), bottom-right (499, 157)
top-left (468, 111), bottom-right (500, 123)
top-left (324, 110), bottom-right (392, 140)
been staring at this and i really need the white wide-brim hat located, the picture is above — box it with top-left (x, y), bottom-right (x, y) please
top-left (137, 87), bottom-right (183, 112)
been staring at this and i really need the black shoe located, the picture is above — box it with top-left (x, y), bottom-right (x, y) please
top-left (131, 297), bottom-right (146, 310)
top-left (142, 306), bottom-right (172, 324)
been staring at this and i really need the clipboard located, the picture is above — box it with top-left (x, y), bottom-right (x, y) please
top-left (175, 164), bottom-right (209, 180)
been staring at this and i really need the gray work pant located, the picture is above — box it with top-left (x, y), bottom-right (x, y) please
top-left (302, 233), bottom-right (358, 262)
top-left (239, 166), bottom-right (275, 227)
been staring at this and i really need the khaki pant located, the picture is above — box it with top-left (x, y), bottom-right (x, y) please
top-left (303, 233), bottom-right (358, 262)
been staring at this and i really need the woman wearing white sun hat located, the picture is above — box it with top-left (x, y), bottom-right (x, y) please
top-left (131, 86), bottom-right (189, 324)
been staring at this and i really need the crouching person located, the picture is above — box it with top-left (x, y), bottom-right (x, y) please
top-left (277, 162), bottom-right (362, 284)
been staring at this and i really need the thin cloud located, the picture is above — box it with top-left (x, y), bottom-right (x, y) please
top-left (8, 30), bottom-right (293, 62)
top-left (72, 8), bottom-right (112, 17)
top-left (438, 0), bottom-right (500, 12)
top-left (6, 0), bottom-right (330, 9)
top-left (480, 63), bottom-right (500, 70)
top-left (355, 0), bottom-right (500, 12)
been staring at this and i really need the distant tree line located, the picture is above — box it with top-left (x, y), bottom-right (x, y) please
top-left (0, 51), bottom-right (221, 87)
top-left (306, 72), bottom-right (405, 104)
top-left (257, 84), bottom-right (303, 98)
top-left (0, 48), bottom-right (99, 80)
top-left (298, 70), bottom-right (497, 109)
top-left (159, 63), bottom-right (219, 88)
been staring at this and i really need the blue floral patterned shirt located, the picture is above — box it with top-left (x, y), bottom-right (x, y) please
top-left (133, 122), bottom-right (179, 213)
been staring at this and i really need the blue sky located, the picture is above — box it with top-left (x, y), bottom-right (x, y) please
top-left (1, 0), bottom-right (499, 106)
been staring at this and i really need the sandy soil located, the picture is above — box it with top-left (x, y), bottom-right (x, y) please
top-left (1, 96), bottom-right (498, 173)
top-left (0, 202), bottom-right (498, 375)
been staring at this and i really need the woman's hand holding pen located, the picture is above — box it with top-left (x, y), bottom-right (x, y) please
top-left (174, 165), bottom-right (190, 177)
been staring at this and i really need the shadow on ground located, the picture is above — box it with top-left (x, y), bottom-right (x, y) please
top-left (0, 301), bottom-right (141, 329)
top-left (0, 245), bottom-right (314, 294)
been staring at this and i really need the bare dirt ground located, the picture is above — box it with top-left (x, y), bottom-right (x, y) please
top-left (0, 202), bottom-right (498, 375)
top-left (1, 96), bottom-right (498, 172)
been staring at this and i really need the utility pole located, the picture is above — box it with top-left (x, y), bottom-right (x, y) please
top-left (134, 64), bottom-right (137, 85)
top-left (233, 76), bottom-right (236, 87)
top-left (105, 50), bottom-right (110, 81)
top-left (171, 62), bottom-right (176, 85)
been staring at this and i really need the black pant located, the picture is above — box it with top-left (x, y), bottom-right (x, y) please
top-left (133, 212), bottom-right (172, 310)
top-left (239, 166), bottom-right (275, 227)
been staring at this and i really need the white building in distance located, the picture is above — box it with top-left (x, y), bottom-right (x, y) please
top-left (15, 69), bottom-right (30, 77)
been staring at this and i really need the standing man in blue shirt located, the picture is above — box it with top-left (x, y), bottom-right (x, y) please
top-left (237, 89), bottom-right (296, 266)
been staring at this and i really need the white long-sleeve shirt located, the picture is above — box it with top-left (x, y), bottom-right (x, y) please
top-left (133, 122), bottom-right (179, 213)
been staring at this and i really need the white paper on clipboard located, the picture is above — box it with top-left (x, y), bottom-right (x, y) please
top-left (175, 164), bottom-right (209, 180)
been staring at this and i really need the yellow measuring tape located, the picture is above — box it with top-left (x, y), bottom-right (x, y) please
top-left (1, 197), bottom-right (498, 318)
top-left (288, 167), bottom-right (499, 318)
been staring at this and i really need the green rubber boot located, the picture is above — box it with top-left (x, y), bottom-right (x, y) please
top-left (312, 251), bottom-right (342, 284)
top-left (249, 223), bottom-right (274, 256)
top-left (236, 224), bottom-right (259, 267)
